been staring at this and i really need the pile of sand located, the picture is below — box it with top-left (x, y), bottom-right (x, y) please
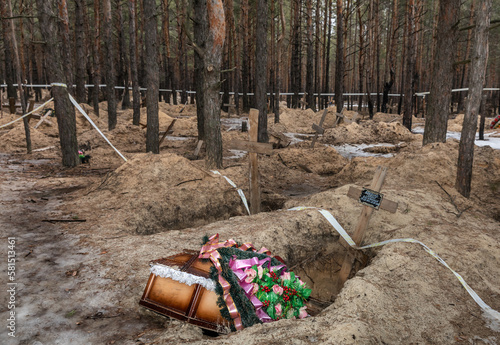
top-left (271, 145), bottom-right (348, 176)
top-left (74, 152), bottom-right (250, 234)
top-left (278, 108), bottom-right (323, 133)
top-left (0, 125), bottom-right (58, 153)
top-left (321, 120), bottom-right (415, 145)
top-left (158, 102), bottom-right (197, 117)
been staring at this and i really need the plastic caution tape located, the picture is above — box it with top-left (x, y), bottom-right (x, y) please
top-left (211, 170), bottom-right (251, 215)
top-left (0, 98), bottom-right (54, 129)
top-left (50, 82), bottom-right (127, 162)
top-left (288, 206), bottom-right (500, 328)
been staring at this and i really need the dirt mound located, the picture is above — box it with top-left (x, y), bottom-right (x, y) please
top-left (335, 140), bottom-right (500, 220)
top-left (372, 112), bottom-right (401, 123)
top-left (0, 125), bottom-right (58, 153)
top-left (278, 108), bottom-right (317, 133)
top-left (158, 102), bottom-right (197, 117)
top-left (74, 152), bottom-right (249, 234)
top-left (321, 120), bottom-right (415, 145)
top-left (272, 145), bottom-right (348, 176)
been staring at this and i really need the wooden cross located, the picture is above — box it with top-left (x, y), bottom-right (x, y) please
top-left (34, 109), bottom-right (54, 129)
top-left (223, 103), bottom-right (236, 117)
top-left (311, 107), bottom-right (329, 148)
top-left (228, 108), bottom-right (273, 214)
top-left (337, 166), bottom-right (398, 290)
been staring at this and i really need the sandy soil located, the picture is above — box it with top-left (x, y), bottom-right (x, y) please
top-left (0, 104), bottom-right (499, 345)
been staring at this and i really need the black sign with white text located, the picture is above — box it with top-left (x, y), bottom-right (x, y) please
top-left (359, 188), bottom-right (383, 209)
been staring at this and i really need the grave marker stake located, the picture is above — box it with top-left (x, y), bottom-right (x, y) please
top-left (337, 166), bottom-right (398, 290)
top-left (311, 108), bottom-right (329, 148)
top-left (228, 109), bottom-right (273, 214)
top-left (249, 109), bottom-right (261, 214)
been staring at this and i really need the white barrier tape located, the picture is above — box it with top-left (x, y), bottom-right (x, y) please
top-left (211, 170), bottom-right (251, 215)
top-left (50, 82), bottom-right (68, 88)
top-left (67, 93), bottom-right (127, 162)
top-left (0, 98), bottom-right (54, 129)
top-left (289, 206), bottom-right (500, 327)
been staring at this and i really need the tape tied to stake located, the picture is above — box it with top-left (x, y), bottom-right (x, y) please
top-left (0, 98), bottom-right (54, 129)
top-left (67, 93), bottom-right (127, 162)
top-left (211, 170), bottom-right (251, 215)
top-left (50, 82), bottom-right (68, 88)
top-left (288, 206), bottom-right (500, 330)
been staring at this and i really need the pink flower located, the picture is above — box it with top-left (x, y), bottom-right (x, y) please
top-left (251, 283), bottom-right (259, 295)
top-left (280, 272), bottom-right (291, 281)
top-left (298, 306), bottom-right (308, 319)
top-left (298, 279), bottom-right (305, 286)
top-left (257, 265), bottom-right (264, 279)
top-left (244, 268), bottom-right (257, 284)
top-left (272, 284), bottom-right (284, 295)
top-left (275, 303), bottom-right (282, 316)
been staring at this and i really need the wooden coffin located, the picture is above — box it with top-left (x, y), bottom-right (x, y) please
top-left (140, 251), bottom-right (329, 332)
top-left (139, 251), bottom-right (231, 332)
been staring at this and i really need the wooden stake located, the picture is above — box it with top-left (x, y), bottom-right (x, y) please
top-left (311, 107), bottom-right (329, 148)
top-left (159, 119), bottom-right (177, 146)
top-left (249, 109), bottom-right (260, 214)
top-left (193, 140), bottom-right (204, 158)
top-left (337, 166), bottom-right (387, 289)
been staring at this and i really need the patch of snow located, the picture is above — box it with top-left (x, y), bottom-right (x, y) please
top-left (221, 117), bottom-right (247, 131)
top-left (330, 143), bottom-right (397, 159)
top-left (225, 149), bottom-right (247, 160)
top-left (163, 135), bottom-right (192, 141)
top-left (413, 127), bottom-right (500, 150)
top-left (283, 132), bottom-right (315, 145)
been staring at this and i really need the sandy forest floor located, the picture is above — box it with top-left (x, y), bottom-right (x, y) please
top-left (0, 97), bottom-right (500, 345)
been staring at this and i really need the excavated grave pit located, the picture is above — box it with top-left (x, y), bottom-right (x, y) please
top-left (286, 239), bottom-right (375, 304)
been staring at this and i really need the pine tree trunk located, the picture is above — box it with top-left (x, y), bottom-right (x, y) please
top-left (456, 0), bottom-right (491, 198)
top-left (422, 0), bottom-right (459, 145)
top-left (255, 0), bottom-right (268, 142)
top-left (382, 0), bottom-right (398, 113)
top-left (334, 0), bottom-right (344, 111)
top-left (58, 0), bottom-right (73, 93)
top-left (313, 0), bottom-right (321, 111)
top-left (291, 0), bottom-right (301, 109)
top-left (402, 0), bottom-right (415, 130)
top-left (4, 0), bottom-right (31, 153)
top-left (240, 0), bottom-right (250, 112)
top-left (194, 0), bottom-right (226, 169)
top-left (82, 1), bottom-right (94, 105)
top-left (128, 0), bottom-right (141, 124)
top-left (357, 2), bottom-right (364, 112)
top-left (305, 0), bottom-right (314, 110)
top-left (103, 0), bottom-right (117, 130)
top-left (120, 0), bottom-right (131, 109)
top-left (144, 0), bottom-right (160, 153)
top-left (458, 0), bottom-right (475, 113)
top-left (36, 0), bottom-right (79, 167)
top-left (162, 0), bottom-right (172, 104)
top-left (0, 0), bottom-right (17, 104)
top-left (275, 0), bottom-right (285, 123)
top-left (324, 0), bottom-right (332, 109)
top-left (93, 0), bottom-right (101, 116)
top-left (75, 0), bottom-right (87, 103)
